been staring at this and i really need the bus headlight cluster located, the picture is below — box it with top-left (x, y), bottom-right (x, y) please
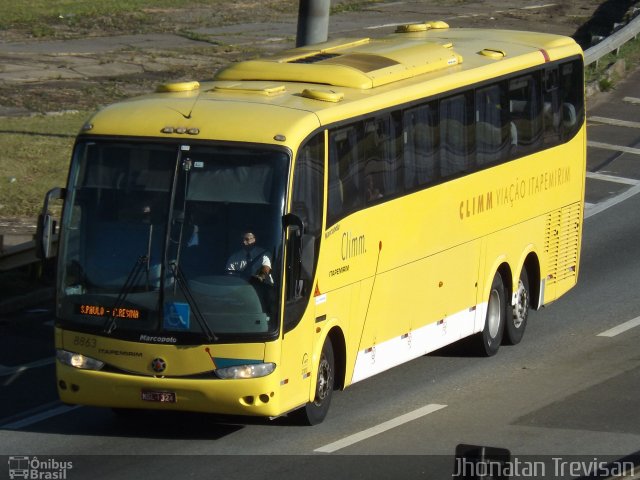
top-left (56, 349), bottom-right (105, 371)
top-left (215, 363), bottom-right (275, 379)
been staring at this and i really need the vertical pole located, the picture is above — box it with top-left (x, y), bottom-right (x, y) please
top-left (296, 0), bottom-right (330, 47)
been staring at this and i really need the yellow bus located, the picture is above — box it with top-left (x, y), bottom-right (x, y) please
top-left (41, 21), bottom-right (585, 425)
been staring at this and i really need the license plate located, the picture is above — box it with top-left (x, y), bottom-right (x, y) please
top-left (141, 390), bottom-right (176, 403)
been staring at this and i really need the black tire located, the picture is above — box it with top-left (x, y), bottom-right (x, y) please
top-left (111, 408), bottom-right (141, 419)
top-left (298, 338), bottom-right (335, 425)
top-left (474, 272), bottom-right (506, 356)
top-left (504, 267), bottom-right (530, 345)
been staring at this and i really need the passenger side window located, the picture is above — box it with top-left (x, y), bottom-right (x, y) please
top-left (508, 75), bottom-right (542, 154)
top-left (476, 84), bottom-right (510, 166)
top-left (559, 60), bottom-right (584, 141)
top-left (324, 57), bottom-right (583, 224)
top-left (403, 104), bottom-right (438, 189)
top-left (293, 133), bottom-right (324, 236)
top-left (440, 93), bottom-right (473, 177)
top-left (363, 114), bottom-right (403, 203)
top-left (542, 67), bottom-right (561, 147)
top-left (328, 126), bottom-right (361, 225)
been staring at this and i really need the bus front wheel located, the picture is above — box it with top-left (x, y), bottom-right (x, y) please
top-left (475, 272), bottom-right (506, 356)
top-left (298, 338), bottom-right (335, 425)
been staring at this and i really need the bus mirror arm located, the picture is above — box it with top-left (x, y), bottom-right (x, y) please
top-left (36, 187), bottom-right (66, 259)
top-left (282, 213), bottom-right (304, 235)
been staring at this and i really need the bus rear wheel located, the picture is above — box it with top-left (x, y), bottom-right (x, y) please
top-left (504, 267), bottom-right (530, 345)
top-left (475, 272), bottom-right (506, 356)
top-left (298, 338), bottom-right (335, 426)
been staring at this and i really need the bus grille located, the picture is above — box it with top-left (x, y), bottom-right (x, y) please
top-left (544, 203), bottom-right (581, 285)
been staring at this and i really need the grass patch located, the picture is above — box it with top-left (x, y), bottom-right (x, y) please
top-left (0, 0), bottom-right (178, 35)
top-left (0, 0), bottom-right (202, 27)
top-left (0, 112), bottom-right (89, 217)
top-left (330, 0), bottom-right (384, 14)
top-left (0, 0), bottom-right (300, 38)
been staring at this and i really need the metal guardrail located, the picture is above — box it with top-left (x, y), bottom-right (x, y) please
top-left (0, 239), bottom-right (38, 272)
top-left (1, 12), bottom-right (640, 272)
top-left (584, 13), bottom-right (640, 66)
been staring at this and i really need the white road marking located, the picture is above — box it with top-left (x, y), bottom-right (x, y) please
top-left (314, 404), bottom-right (447, 453)
top-left (586, 171), bottom-right (639, 185)
top-left (597, 316), bottom-right (640, 338)
top-left (2, 404), bottom-right (81, 430)
top-left (589, 116), bottom-right (640, 129)
top-left (522, 4), bottom-right (557, 10)
top-left (587, 141), bottom-right (640, 156)
top-left (623, 97), bottom-right (640, 105)
top-left (365, 22), bottom-right (407, 30)
top-left (0, 357), bottom-right (55, 377)
top-left (585, 181), bottom-right (640, 219)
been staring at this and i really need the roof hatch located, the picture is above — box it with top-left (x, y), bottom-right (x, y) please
top-left (210, 83), bottom-right (286, 96)
top-left (395, 20), bottom-right (450, 33)
top-left (479, 48), bottom-right (506, 59)
top-left (215, 36), bottom-right (462, 89)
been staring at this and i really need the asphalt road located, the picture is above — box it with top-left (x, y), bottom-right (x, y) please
top-left (2, 3), bottom-right (640, 478)
top-left (0, 66), bottom-right (639, 480)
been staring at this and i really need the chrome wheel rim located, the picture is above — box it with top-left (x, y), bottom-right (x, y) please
top-left (487, 289), bottom-right (501, 338)
top-left (513, 279), bottom-right (528, 328)
top-left (315, 355), bottom-right (332, 404)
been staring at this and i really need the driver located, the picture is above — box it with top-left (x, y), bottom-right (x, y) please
top-left (225, 230), bottom-right (272, 283)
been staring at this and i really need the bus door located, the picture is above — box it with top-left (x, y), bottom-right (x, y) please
top-left (281, 133), bottom-right (325, 410)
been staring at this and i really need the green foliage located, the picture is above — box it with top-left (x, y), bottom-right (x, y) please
top-left (0, 112), bottom-right (88, 217)
top-left (0, 1), bottom-right (300, 37)
top-left (331, 1), bottom-right (383, 14)
top-left (585, 35), bottom-right (640, 89)
top-left (598, 77), bottom-right (613, 91)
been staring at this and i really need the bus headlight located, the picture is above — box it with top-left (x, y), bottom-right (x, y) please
top-left (215, 362), bottom-right (275, 379)
top-left (56, 349), bottom-right (105, 371)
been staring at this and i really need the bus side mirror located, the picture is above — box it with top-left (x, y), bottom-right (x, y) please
top-left (36, 187), bottom-right (66, 259)
top-left (282, 213), bottom-right (315, 299)
top-left (300, 233), bottom-right (315, 281)
top-left (282, 213), bottom-right (315, 281)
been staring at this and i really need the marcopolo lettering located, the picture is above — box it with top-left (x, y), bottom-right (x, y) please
top-left (139, 334), bottom-right (177, 344)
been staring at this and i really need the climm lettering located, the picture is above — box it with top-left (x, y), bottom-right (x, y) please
top-left (459, 166), bottom-right (571, 220)
top-left (341, 232), bottom-right (366, 260)
top-left (460, 191), bottom-right (493, 220)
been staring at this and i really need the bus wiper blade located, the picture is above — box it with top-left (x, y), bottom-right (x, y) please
top-left (103, 255), bottom-right (147, 335)
top-left (169, 262), bottom-right (218, 342)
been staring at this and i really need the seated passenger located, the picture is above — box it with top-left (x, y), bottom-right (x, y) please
top-left (365, 173), bottom-right (383, 202)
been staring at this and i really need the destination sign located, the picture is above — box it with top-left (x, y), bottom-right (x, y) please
top-left (75, 304), bottom-right (144, 320)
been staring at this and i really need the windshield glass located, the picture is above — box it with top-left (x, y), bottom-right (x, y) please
top-left (57, 140), bottom-right (288, 342)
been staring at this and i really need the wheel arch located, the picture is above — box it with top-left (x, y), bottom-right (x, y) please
top-left (326, 326), bottom-right (347, 391)
top-left (485, 259), bottom-right (513, 303)
top-left (498, 263), bottom-right (513, 310)
top-left (520, 251), bottom-right (542, 310)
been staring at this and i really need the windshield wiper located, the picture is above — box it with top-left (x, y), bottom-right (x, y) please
top-left (168, 261), bottom-right (218, 342)
top-left (103, 255), bottom-right (147, 334)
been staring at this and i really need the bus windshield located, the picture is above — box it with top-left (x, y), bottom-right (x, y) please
top-left (57, 140), bottom-right (289, 342)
